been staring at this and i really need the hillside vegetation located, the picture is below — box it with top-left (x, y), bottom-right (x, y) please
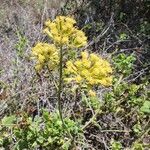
top-left (0, 0), bottom-right (149, 149)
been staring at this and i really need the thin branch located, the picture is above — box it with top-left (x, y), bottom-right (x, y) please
top-left (123, 67), bottom-right (149, 83)
top-left (82, 109), bottom-right (101, 130)
top-left (81, 13), bottom-right (114, 50)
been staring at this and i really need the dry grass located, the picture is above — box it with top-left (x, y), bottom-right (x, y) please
top-left (0, 0), bottom-right (67, 116)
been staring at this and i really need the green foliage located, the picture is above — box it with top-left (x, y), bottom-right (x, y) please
top-left (89, 96), bottom-right (101, 110)
top-left (140, 100), bottom-right (150, 114)
top-left (119, 12), bottom-right (127, 22)
top-left (140, 21), bottom-right (150, 35)
top-left (15, 31), bottom-right (28, 58)
top-left (104, 81), bottom-right (149, 115)
top-left (83, 21), bottom-right (104, 33)
top-left (132, 142), bottom-right (144, 150)
top-left (82, 92), bottom-right (100, 110)
top-left (0, 111), bottom-right (82, 150)
top-left (1, 115), bottom-right (16, 127)
top-left (113, 53), bottom-right (136, 76)
top-left (133, 123), bottom-right (142, 134)
top-left (119, 33), bottom-right (128, 40)
top-left (111, 140), bottom-right (122, 150)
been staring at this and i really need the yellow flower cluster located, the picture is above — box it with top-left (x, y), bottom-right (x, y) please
top-left (64, 51), bottom-right (112, 87)
top-left (43, 16), bottom-right (87, 48)
top-left (31, 42), bottom-right (59, 71)
top-left (88, 90), bottom-right (96, 97)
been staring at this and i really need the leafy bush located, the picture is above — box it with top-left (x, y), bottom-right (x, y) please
top-left (113, 53), bottom-right (136, 76)
top-left (0, 111), bottom-right (82, 150)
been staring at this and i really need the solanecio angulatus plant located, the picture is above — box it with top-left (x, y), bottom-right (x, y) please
top-left (31, 15), bottom-right (113, 126)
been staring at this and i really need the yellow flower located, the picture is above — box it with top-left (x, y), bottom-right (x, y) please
top-left (50, 28), bottom-right (59, 35)
top-left (83, 60), bottom-right (91, 68)
top-left (45, 20), bottom-right (51, 26)
top-left (81, 51), bottom-right (88, 60)
top-left (43, 28), bottom-right (52, 37)
top-left (88, 90), bottom-right (96, 97)
top-left (54, 36), bottom-right (61, 43)
top-left (81, 69), bottom-right (90, 77)
top-left (91, 68), bottom-right (100, 76)
top-left (35, 64), bottom-right (42, 71)
top-left (61, 36), bottom-right (69, 43)
top-left (64, 51), bottom-right (112, 87)
top-left (66, 61), bottom-right (77, 74)
top-left (31, 43), bottom-right (59, 71)
top-left (74, 60), bottom-right (82, 68)
top-left (75, 75), bottom-right (82, 83)
top-left (38, 54), bottom-right (45, 63)
top-left (48, 22), bottom-right (56, 29)
top-left (90, 53), bottom-right (101, 62)
top-left (65, 17), bottom-right (76, 24)
top-left (104, 77), bottom-right (113, 86)
top-left (71, 29), bottom-right (87, 48)
top-left (43, 16), bottom-right (87, 47)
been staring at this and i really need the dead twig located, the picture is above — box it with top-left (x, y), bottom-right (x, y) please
top-left (81, 13), bottom-right (114, 50)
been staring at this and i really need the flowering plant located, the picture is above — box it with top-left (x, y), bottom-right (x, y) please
top-left (64, 51), bottom-right (112, 87)
top-left (32, 43), bottom-right (59, 71)
top-left (31, 15), bottom-right (112, 129)
top-left (44, 16), bottom-right (87, 47)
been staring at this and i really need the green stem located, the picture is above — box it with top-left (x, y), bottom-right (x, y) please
top-left (58, 45), bottom-right (73, 140)
top-left (114, 74), bottom-right (123, 90)
top-left (58, 45), bottom-right (64, 125)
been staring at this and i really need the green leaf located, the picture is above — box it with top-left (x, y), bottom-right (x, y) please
top-left (1, 115), bottom-right (16, 127)
top-left (140, 101), bottom-right (150, 113)
top-left (61, 139), bottom-right (71, 150)
top-left (111, 140), bottom-right (122, 150)
top-left (37, 136), bottom-right (44, 144)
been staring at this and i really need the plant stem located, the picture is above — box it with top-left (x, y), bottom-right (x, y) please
top-left (58, 45), bottom-right (64, 125)
top-left (100, 129), bottom-right (129, 133)
top-left (82, 109), bottom-right (101, 130)
top-left (58, 46), bottom-right (73, 140)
